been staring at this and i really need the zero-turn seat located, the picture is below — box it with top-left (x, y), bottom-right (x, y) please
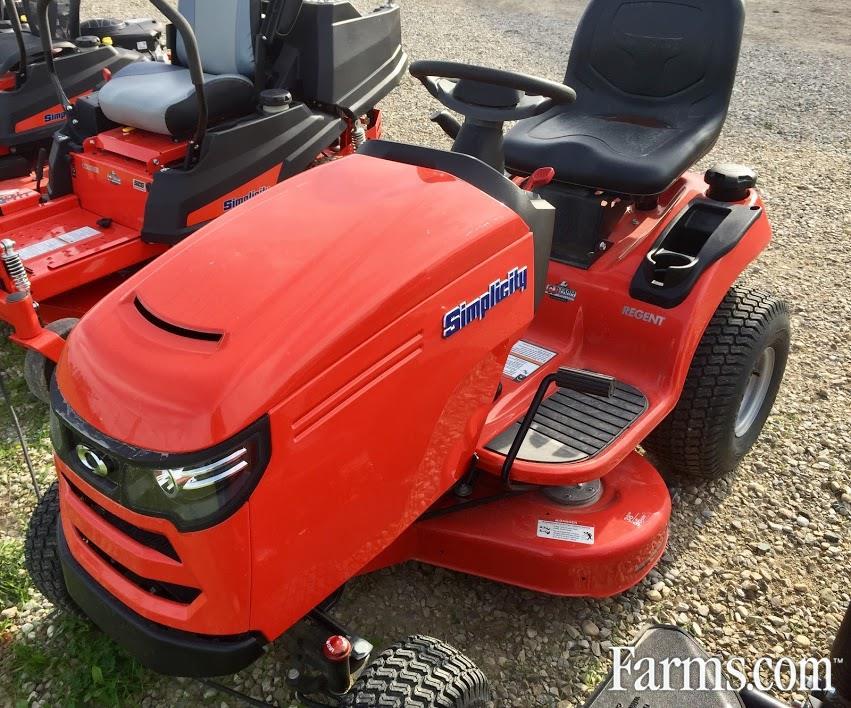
top-left (97, 0), bottom-right (258, 137)
top-left (503, 0), bottom-right (745, 196)
top-left (0, 0), bottom-right (78, 74)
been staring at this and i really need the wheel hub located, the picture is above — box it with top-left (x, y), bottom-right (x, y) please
top-left (735, 346), bottom-right (776, 437)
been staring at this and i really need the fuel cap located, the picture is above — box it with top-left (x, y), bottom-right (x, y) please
top-left (705, 163), bottom-right (757, 202)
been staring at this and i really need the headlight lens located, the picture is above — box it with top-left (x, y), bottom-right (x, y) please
top-left (154, 447), bottom-right (250, 498)
top-left (50, 404), bottom-right (271, 531)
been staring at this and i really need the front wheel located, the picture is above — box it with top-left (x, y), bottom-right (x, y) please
top-left (24, 481), bottom-right (81, 615)
top-left (645, 286), bottom-right (790, 480)
top-left (343, 635), bottom-right (490, 707)
top-left (23, 318), bottom-right (78, 404)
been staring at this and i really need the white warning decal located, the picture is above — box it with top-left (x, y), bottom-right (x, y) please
top-left (17, 226), bottom-right (101, 261)
top-left (502, 339), bottom-right (557, 380)
top-left (511, 340), bottom-right (556, 365)
top-left (503, 354), bottom-right (540, 380)
top-left (537, 519), bottom-right (595, 545)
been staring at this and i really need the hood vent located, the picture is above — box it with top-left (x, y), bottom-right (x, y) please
top-left (134, 297), bottom-right (223, 343)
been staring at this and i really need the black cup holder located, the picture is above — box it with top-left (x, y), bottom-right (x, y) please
top-left (646, 248), bottom-right (698, 287)
top-left (631, 198), bottom-right (763, 309)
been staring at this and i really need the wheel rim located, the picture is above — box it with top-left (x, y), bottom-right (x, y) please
top-left (735, 346), bottom-right (776, 437)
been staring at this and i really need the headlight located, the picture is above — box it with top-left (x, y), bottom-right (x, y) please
top-left (50, 398), bottom-right (271, 531)
top-left (154, 447), bottom-right (250, 498)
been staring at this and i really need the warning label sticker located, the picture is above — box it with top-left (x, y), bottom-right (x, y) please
top-left (511, 340), bottom-right (557, 365)
top-left (537, 519), bottom-right (595, 545)
top-left (18, 226), bottom-right (101, 261)
top-left (502, 339), bottom-right (557, 380)
top-left (503, 354), bottom-right (541, 380)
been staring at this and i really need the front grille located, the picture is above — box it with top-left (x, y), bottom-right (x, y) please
top-left (76, 530), bottom-right (200, 605)
top-left (65, 475), bottom-right (180, 562)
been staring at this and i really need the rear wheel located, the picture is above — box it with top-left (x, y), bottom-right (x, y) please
top-left (343, 635), bottom-right (490, 707)
top-left (23, 318), bottom-right (78, 404)
top-left (24, 481), bottom-right (81, 615)
top-left (645, 286), bottom-right (790, 480)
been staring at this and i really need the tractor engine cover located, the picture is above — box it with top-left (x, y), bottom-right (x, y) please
top-left (55, 153), bottom-right (537, 638)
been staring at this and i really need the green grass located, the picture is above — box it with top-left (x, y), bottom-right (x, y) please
top-left (0, 341), bottom-right (157, 706)
top-left (0, 539), bottom-right (30, 613)
top-left (8, 616), bottom-right (156, 707)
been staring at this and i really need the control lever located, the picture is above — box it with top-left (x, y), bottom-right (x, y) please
top-left (520, 166), bottom-right (555, 192)
top-left (34, 147), bottom-right (47, 198)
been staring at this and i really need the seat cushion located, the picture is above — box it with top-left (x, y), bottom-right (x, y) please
top-left (98, 62), bottom-right (255, 137)
top-left (504, 107), bottom-right (723, 196)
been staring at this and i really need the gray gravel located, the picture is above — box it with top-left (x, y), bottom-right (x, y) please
top-left (2, 0), bottom-right (851, 706)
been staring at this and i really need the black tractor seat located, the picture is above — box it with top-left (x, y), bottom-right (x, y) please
top-left (504, 0), bottom-right (745, 197)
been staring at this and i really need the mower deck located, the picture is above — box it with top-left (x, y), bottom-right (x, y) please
top-left (368, 452), bottom-right (670, 597)
top-left (1, 196), bottom-right (163, 301)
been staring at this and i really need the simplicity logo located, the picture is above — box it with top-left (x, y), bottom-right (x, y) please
top-left (442, 266), bottom-right (528, 338)
top-left (43, 110), bottom-right (67, 123)
top-left (610, 645), bottom-right (838, 694)
top-left (223, 186), bottom-right (269, 211)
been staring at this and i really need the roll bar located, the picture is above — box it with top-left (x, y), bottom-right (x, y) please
top-left (4, 0), bottom-right (28, 86)
top-left (36, 0), bottom-right (71, 111)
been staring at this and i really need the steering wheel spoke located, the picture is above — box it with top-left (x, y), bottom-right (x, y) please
top-left (410, 59), bottom-right (576, 123)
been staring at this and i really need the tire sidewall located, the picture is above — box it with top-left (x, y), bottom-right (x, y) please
top-left (727, 311), bottom-right (790, 464)
top-left (23, 318), bottom-right (78, 404)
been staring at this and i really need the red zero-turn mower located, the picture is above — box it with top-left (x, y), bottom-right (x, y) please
top-left (0, 0), bottom-right (405, 404)
top-left (24, 0), bottom-right (791, 705)
top-left (0, 0), bottom-right (163, 180)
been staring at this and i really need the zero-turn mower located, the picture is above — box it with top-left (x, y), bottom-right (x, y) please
top-left (25, 0), bottom-right (791, 704)
top-left (0, 0), bottom-right (163, 180)
top-left (0, 0), bottom-right (405, 404)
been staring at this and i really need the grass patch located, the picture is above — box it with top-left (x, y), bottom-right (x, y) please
top-left (9, 616), bottom-right (156, 707)
top-left (0, 539), bottom-right (30, 612)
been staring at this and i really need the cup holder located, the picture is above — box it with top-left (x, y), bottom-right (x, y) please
top-left (645, 248), bottom-right (698, 287)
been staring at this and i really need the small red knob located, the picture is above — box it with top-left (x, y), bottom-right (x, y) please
top-left (323, 635), bottom-right (352, 662)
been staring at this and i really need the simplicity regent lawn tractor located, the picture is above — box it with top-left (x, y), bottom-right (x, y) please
top-left (0, 0), bottom-right (163, 180)
top-left (0, 0), bottom-right (405, 403)
top-left (23, 0), bottom-right (791, 704)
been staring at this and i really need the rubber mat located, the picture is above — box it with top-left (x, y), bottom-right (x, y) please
top-left (485, 381), bottom-right (648, 464)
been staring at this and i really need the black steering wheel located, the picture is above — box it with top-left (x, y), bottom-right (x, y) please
top-left (409, 60), bottom-right (576, 122)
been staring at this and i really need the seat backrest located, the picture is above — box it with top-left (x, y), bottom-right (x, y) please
top-left (176, 0), bottom-right (259, 77)
top-left (565, 0), bottom-right (744, 119)
top-left (22, 0), bottom-right (79, 40)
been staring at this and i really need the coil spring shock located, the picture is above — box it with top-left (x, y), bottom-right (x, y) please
top-left (1, 239), bottom-right (30, 293)
top-left (351, 117), bottom-right (367, 150)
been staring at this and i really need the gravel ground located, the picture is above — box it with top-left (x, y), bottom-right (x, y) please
top-left (1, 0), bottom-right (850, 706)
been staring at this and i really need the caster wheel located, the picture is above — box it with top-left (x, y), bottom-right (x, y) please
top-left (342, 635), bottom-right (490, 707)
top-left (23, 317), bottom-right (78, 404)
top-left (645, 286), bottom-right (790, 480)
top-left (24, 481), bottom-right (82, 615)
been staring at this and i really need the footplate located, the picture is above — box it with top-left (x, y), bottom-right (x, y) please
top-left (485, 381), bottom-right (648, 464)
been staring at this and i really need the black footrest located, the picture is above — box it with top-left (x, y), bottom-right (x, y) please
top-left (486, 380), bottom-right (648, 464)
